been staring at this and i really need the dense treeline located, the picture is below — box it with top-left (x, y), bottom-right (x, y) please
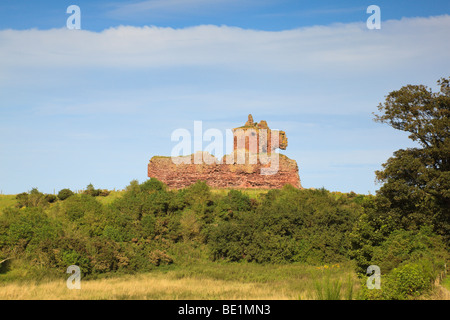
top-left (0, 179), bottom-right (447, 299)
top-left (208, 187), bottom-right (361, 264)
top-left (0, 181), bottom-right (365, 274)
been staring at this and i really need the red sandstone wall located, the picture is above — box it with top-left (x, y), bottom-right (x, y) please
top-left (147, 153), bottom-right (302, 189)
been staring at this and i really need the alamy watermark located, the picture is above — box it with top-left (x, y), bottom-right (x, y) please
top-left (366, 265), bottom-right (381, 289)
top-left (66, 5), bottom-right (379, 31)
top-left (367, 5), bottom-right (381, 30)
top-left (66, 265), bottom-right (81, 289)
top-left (66, 5), bottom-right (81, 30)
top-left (170, 121), bottom-right (281, 175)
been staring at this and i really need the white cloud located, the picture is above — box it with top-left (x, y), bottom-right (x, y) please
top-left (1, 15), bottom-right (449, 75)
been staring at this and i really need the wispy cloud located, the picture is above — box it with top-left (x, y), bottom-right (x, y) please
top-left (1, 15), bottom-right (449, 74)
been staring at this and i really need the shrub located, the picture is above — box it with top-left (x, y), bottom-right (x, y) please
top-left (62, 194), bottom-right (103, 222)
top-left (98, 189), bottom-right (110, 197)
top-left (28, 188), bottom-right (47, 207)
top-left (182, 181), bottom-right (213, 215)
top-left (102, 225), bottom-right (126, 242)
top-left (84, 183), bottom-right (101, 197)
top-left (180, 210), bottom-right (203, 242)
top-left (140, 178), bottom-right (166, 192)
top-left (212, 190), bottom-right (252, 221)
top-left (44, 194), bottom-right (57, 203)
top-left (140, 214), bottom-right (156, 239)
top-left (389, 263), bottom-right (433, 299)
top-left (15, 192), bottom-right (29, 208)
top-left (58, 188), bottom-right (74, 201)
top-left (149, 249), bottom-right (173, 266)
top-left (368, 227), bottom-right (448, 274)
top-left (15, 188), bottom-right (49, 208)
top-left (363, 260), bottom-right (436, 300)
top-left (208, 186), bottom-right (361, 264)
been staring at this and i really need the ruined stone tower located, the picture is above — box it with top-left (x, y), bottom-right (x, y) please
top-left (147, 115), bottom-right (302, 189)
top-left (233, 114), bottom-right (288, 153)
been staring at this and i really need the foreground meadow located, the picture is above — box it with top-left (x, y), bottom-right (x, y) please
top-left (0, 262), bottom-right (361, 300)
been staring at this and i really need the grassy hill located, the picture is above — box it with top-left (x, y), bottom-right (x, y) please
top-left (0, 195), bottom-right (17, 212)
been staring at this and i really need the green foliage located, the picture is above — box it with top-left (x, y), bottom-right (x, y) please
top-left (0, 173), bottom-right (447, 300)
top-left (208, 186), bottom-right (362, 264)
top-left (181, 181), bottom-right (213, 216)
top-left (213, 189), bottom-right (252, 221)
top-left (363, 260), bottom-right (436, 300)
top-left (84, 183), bottom-right (110, 197)
top-left (0, 179), bottom-right (367, 279)
top-left (180, 210), bottom-right (203, 242)
top-left (15, 193), bottom-right (29, 208)
top-left (353, 77), bottom-right (450, 299)
top-left (45, 194), bottom-right (57, 203)
top-left (373, 77), bottom-right (450, 242)
top-left (15, 188), bottom-right (53, 208)
top-left (388, 263), bottom-right (432, 299)
top-left (140, 178), bottom-right (166, 192)
top-left (62, 194), bottom-right (103, 222)
top-left (58, 188), bottom-right (74, 201)
top-left (0, 207), bottom-right (63, 268)
top-left (370, 227), bottom-right (448, 274)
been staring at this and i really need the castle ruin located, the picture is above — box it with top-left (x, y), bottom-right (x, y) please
top-left (147, 114), bottom-right (302, 189)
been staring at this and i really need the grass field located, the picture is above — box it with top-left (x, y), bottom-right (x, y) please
top-left (0, 261), bottom-right (362, 300)
top-left (210, 188), bottom-right (268, 199)
top-left (0, 194), bottom-right (17, 211)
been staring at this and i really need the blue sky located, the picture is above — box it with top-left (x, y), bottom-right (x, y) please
top-left (0, 0), bottom-right (449, 194)
top-left (1, 0), bottom-right (449, 30)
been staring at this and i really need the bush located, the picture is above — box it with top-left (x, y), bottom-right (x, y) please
top-left (15, 188), bottom-right (49, 208)
top-left (98, 189), bottom-right (110, 197)
top-left (83, 184), bottom-right (110, 197)
top-left (140, 178), bottom-right (166, 192)
top-left (44, 194), bottom-right (57, 203)
top-left (363, 260), bottom-right (436, 300)
top-left (208, 186), bottom-right (361, 264)
top-left (84, 183), bottom-right (100, 197)
top-left (388, 263), bottom-right (433, 299)
top-left (149, 249), bottom-right (173, 266)
top-left (15, 192), bottom-right (29, 208)
top-left (62, 194), bottom-right (103, 223)
top-left (58, 188), bottom-right (74, 201)
top-left (369, 227), bottom-right (448, 274)
top-left (0, 207), bottom-right (62, 264)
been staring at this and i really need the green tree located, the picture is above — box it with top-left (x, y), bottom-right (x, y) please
top-left (373, 77), bottom-right (450, 243)
top-left (15, 188), bottom-right (49, 208)
top-left (84, 183), bottom-right (101, 197)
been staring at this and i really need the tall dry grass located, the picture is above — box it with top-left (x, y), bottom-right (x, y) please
top-left (0, 262), bottom-right (362, 300)
top-left (0, 273), bottom-right (297, 300)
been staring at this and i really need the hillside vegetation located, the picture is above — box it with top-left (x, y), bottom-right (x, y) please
top-left (0, 180), bottom-right (447, 300)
